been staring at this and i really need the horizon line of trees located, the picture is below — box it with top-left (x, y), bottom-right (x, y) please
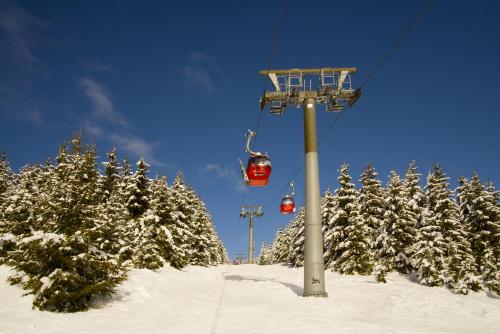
top-left (259, 161), bottom-right (499, 296)
top-left (0, 136), bottom-right (229, 312)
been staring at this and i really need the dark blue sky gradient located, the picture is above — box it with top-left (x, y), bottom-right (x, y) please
top-left (1, 0), bottom-right (499, 258)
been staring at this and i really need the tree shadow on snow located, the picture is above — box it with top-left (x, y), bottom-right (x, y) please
top-left (224, 275), bottom-right (303, 296)
top-left (90, 290), bottom-right (132, 309)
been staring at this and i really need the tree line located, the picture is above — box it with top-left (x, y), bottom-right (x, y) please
top-left (0, 136), bottom-right (228, 312)
top-left (259, 162), bottom-right (499, 296)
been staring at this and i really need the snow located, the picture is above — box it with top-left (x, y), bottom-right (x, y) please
top-left (1, 264), bottom-right (499, 334)
top-left (20, 231), bottom-right (65, 246)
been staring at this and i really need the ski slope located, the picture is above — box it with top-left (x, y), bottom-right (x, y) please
top-left (0, 264), bottom-right (498, 334)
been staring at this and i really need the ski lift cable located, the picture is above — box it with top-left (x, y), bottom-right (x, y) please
top-left (249, 0), bottom-right (288, 235)
top-left (242, 0), bottom-right (285, 238)
top-left (253, 0), bottom-right (286, 148)
top-left (359, 0), bottom-right (434, 89)
top-left (260, 0), bottom-right (434, 216)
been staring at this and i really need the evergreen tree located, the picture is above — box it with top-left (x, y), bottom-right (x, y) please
top-left (101, 148), bottom-right (118, 202)
top-left (359, 164), bottom-right (384, 241)
top-left (374, 171), bottom-right (402, 278)
top-left (257, 242), bottom-right (269, 265)
top-left (483, 181), bottom-right (500, 294)
top-left (376, 171), bottom-right (416, 274)
top-left (411, 165), bottom-right (448, 287)
top-left (96, 186), bottom-right (131, 266)
top-left (358, 165), bottom-right (386, 280)
top-left (0, 164), bottom-right (46, 263)
top-left (266, 226), bottom-right (294, 264)
top-left (0, 152), bottom-right (15, 208)
top-left (215, 239), bottom-right (229, 264)
top-left (327, 163), bottom-right (373, 274)
top-left (321, 190), bottom-right (336, 264)
top-left (167, 173), bottom-right (197, 264)
top-left (7, 137), bottom-right (126, 312)
top-left (133, 210), bottom-right (167, 270)
top-left (398, 161), bottom-right (421, 272)
top-left (187, 187), bottom-right (219, 266)
top-left (289, 207), bottom-right (306, 267)
top-left (336, 200), bottom-right (373, 275)
top-left (433, 173), bottom-right (478, 294)
top-left (125, 159), bottom-right (151, 218)
top-left (459, 175), bottom-right (499, 294)
top-left (324, 163), bottom-right (358, 268)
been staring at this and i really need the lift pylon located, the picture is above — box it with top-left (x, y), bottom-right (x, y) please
top-left (259, 67), bottom-right (360, 298)
top-left (240, 205), bottom-right (264, 264)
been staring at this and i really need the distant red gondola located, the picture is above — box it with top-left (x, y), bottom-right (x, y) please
top-left (280, 181), bottom-right (296, 215)
top-left (240, 130), bottom-right (272, 187)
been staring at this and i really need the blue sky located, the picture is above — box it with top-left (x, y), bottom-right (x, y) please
top-left (1, 0), bottom-right (499, 259)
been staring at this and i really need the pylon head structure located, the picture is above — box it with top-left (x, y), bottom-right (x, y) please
top-left (259, 68), bottom-right (360, 114)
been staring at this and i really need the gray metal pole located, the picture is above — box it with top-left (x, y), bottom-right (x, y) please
top-left (303, 97), bottom-right (328, 297)
top-left (249, 214), bottom-right (254, 263)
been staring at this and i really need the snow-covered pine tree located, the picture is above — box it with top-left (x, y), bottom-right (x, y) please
top-left (8, 137), bottom-right (126, 312)
top-left (186, 187), bottom-right (218, 266)
top-left (336, 199), bottom-right (373, 275)
top-left (101, 148), bottom-right (118, 202)
top-left (398, 161), bottom-right (422, 272)
top-left (321, 190), bottom-right (336, 266)
top-left (125, 158), bottom-right (151, 218)
top-left (380, 171), bottom-right (418, 275)
top-left (289, 207), bottom-right (305, 267)
top-left (0, 164), bottom-right (47, 263)
top-left (121, 158), bottom-right (155, 269)
top-left (482, 180), bottom-right (500, 294)
top-left (430, 172), bottom-right (478, 294)
top-left (0, 152), bottom-right (15, 208)
top-left (266, 228), bottom-right (281, 264)
top-left (133, 177), bottom-right (172, 270)
top-left (267, 227), bottom-right (292, 264)
top-left (358, 165), bottom-right (386, 280)
top-left (167, 172), bottom-right (197, 264)
top-left (205, 230), bottom-right (221, 266)
top-left (99, 157), bottom-right (135, 265)
top-left (0, 152), bottom-right (15, 255)
top-left (215, 239), bottom-right (229, 264)
top-left (96, 183), bottom-right (131, 265)
top-left (458, 174), bottom-right (499, 294)
top-left (328, 163), bottom-right (373, 274)
top-left (359, 164), bottom-right (384, 242)
top-left (374, 171), bottom-right (402, 281)
top-left (257, 242), bottom-right (269, 265)
top-left (148, 176), bottom-right (190, 269)
top-left (323, 164), bottom-right (357, 270)
top-left (410, 164), bottom-right (448, 287)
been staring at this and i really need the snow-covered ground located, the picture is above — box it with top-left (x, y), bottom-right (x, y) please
top-left (0, 264), bottom-right (498, 334)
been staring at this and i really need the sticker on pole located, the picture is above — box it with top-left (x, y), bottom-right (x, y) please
top-left (307, 103), bottom-right (313, 108)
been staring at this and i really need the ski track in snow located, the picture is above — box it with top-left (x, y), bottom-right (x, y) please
top-left (0, 264), bottom-right (499, 334)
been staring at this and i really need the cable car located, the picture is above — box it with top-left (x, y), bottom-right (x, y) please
top-left (239, 130), bottom-right (272, 186)
top-left (280, 181), bottom-right (296, 215)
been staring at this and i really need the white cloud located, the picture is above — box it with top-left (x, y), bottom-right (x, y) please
top-left (203, 163), bottom-right (247, 193)
top-left (108, 133), bottom-right (164, 166)
top-left (80, 77), bottom-right (128, 127)
top-left (0, 3), bottom-right (51, 127)
top-left (183, 53), bottom-right (224, 95)
top-left (79, 77), bottom-right (165, 167)
top-left (0, 2), bottom-right (44, 64)
top-left (183, 66), bottom-right (215, 95)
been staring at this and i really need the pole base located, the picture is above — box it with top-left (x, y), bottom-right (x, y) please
top-left (303, 291), bottom-right (328, 298)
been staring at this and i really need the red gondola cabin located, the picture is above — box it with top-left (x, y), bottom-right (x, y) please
top-left (246, 154), bottom-right (272, 186)
top-left (280, 195), bottom-right (295, 215)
